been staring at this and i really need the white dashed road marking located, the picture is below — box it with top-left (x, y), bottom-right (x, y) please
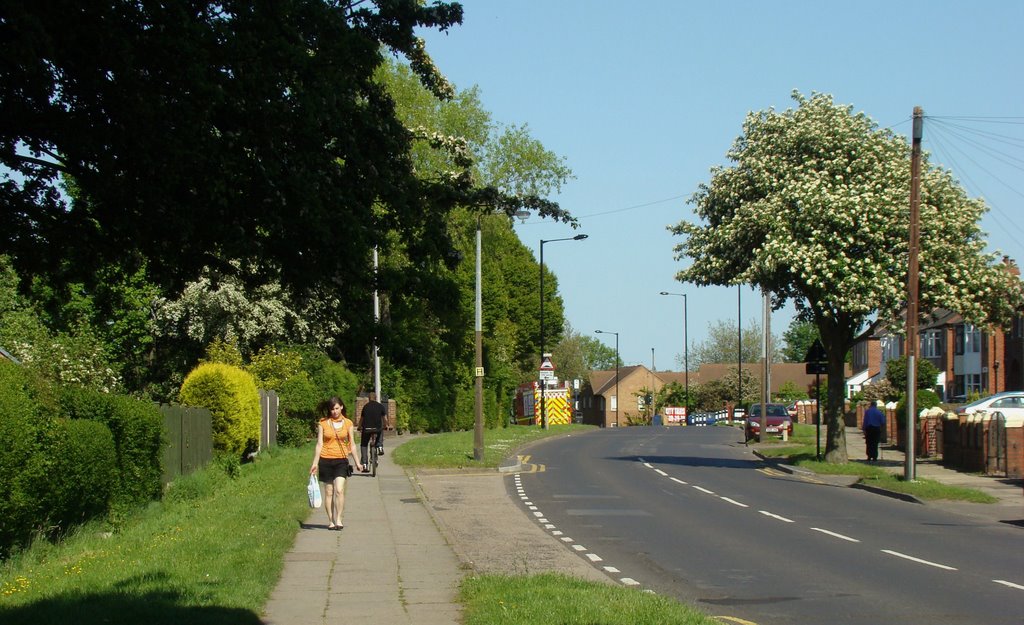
top-left (993, 579), bottom-right (1024, 591)
top-left (881, 550), bottom-right (957, 571)
top-left (811, 527), bottom-right (860, 542)
top-left (720, 497), bottom-right (749, 508)
top-left (759, 510), bottom-right (794, 523)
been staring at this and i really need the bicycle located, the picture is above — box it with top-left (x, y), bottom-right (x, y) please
top-left (362, 428), bottom-right (381, 477)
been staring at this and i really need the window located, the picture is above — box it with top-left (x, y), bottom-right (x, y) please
top-left (955, 325), bottom-right (964, 356)
top-left (611, 395), bottom-right (617, 412)
top-left (920, 330), bottom-right (942, 358)
top-left (965, 374), bottom-right (982, 396)
top-left (966, 324), bottom-right (981, 353)
top-left (881, 335), bottom-right (901, 362)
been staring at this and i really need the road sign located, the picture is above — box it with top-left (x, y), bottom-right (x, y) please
top-left (804, 338), bottom-right (827, 363)
top-left (539, 370), bottom-right (555, 380)
top-left (805, 361), bottom-right (828, 374)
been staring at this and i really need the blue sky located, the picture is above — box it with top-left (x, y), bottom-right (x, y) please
top-left (418, 0), bottom-right (1024, 369)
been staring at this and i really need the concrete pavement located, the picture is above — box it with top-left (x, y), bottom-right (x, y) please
top-left (261, 441), bottom-right (464, 625)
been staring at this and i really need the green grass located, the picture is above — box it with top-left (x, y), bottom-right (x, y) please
top-left (392, 424), bottom-right (596, 469)
top-left (758, 447), bottom-right (999, 504)
top-left (0, 445), bottom-right (312, 625)
top-left (461, 573), bottom-right (720, 625)
top-left (859, 474), bottom-right (998, 503)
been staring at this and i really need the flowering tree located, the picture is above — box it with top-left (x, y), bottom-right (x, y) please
top-left (670, 92), bottom-right (1022, 462)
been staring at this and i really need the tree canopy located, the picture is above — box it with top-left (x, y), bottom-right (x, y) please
top-left (690, 317), bottom-right (780, 368)
top-left (671, 91), bottom-right (1023, 462)
top-left (0, 1), bottom-right (572, 301)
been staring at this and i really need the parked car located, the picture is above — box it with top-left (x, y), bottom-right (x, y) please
top-left (786, 402), bottom-right (799, 419)
top-left (955, 391), bottom-right (1024, 418)
top-left (745, 403), bottom-right (793, 440)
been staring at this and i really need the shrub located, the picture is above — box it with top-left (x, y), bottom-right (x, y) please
top-left (179, 363), bottom-right (260, 458)
top-left (896, 389), bottom-right (942, 427)
top-left (276, 414), bottom-right (314, 447)
top-left (59, 386), bottom-right (164, 510)
top-left (0, 360), bottom-right (47, 557)
top-left (44, 418), bottom-right (117, 535)
top-left (299, 350), bottom-right (359, 405)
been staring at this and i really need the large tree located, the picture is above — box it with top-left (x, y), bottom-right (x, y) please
top-left (671, 92), bottom-right (1022, 462)
top-left (781, 318), bottom-right (820, 363)
top-left (0, 1), bottom-right (571, 341)
top-left (690, 317), bottom-right (779, 368)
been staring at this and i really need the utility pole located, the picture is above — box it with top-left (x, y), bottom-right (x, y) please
top-left (737, 285), bottom-right (742, 413)
top-left (760, 289), bottom-right (770, 442)
top-left (906, 106), bottom-right (923, 481)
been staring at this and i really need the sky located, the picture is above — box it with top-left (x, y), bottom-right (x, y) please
top-left (418, 0), bottom-right (1024, 370)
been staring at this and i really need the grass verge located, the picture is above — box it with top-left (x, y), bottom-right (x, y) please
top-left (460, 573), bottom-right (721, 625)
top-left (757, 445), bottom-right (998, 504)
top-left (0, 445), bottom-right (311, 625)
top-left (392, 424), bottom-right (596, 469)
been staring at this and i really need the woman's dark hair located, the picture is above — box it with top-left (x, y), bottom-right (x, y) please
top-left (323, 396), bottom-right (347, 417)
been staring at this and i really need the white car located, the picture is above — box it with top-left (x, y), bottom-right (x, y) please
top-left (956, 391), bottom-right (1024, 419)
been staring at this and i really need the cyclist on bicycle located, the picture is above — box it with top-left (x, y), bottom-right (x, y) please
top-left (358, 392), bottom-right (388, 472)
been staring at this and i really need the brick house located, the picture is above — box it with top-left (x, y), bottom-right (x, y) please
top-left (848, 310), bottom-right (1024, 401)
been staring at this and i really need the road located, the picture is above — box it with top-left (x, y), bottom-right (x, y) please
top-left (510, 426), bottom-right (1024, 625)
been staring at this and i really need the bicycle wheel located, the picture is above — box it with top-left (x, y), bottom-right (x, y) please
top-left (370, 443), bottom-right (378, 477)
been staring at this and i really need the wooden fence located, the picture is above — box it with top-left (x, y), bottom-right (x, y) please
top-left (160, 403), bottom-right (213, 486)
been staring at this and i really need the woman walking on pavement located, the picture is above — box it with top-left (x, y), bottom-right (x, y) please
top-left (310, 397), bottom-right (363, 529)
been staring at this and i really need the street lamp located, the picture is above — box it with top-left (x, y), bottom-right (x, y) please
top-left (475, 209), bottom-right (530, 461)
top-left (595, 330), bottom-right (619, 427)
top-left (539, 234), bottom-right (588, 429)
top-left (659, 291), bottom-right (688, 419)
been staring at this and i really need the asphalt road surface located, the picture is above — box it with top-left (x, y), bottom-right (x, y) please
top-left (510, 426), bottom-right (1024, 625)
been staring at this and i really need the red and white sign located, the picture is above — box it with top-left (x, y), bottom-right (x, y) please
top-left (664, 406), bottom-right (688, 424)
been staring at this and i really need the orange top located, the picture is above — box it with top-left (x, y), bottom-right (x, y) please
top-left (319, 417), bottom-right (352, 459)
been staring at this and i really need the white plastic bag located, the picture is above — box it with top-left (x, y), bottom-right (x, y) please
top-left (307, 474), bottom-right (322, 508)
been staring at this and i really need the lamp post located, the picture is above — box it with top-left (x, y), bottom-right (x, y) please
top-left (659, 291), bottom-right (688, 419)
top-left (595, 330), bottom-right (619, 427)
top-left (475, 210), bottom-right (530, 461)
top-left (539, 234), bottom-right (588, 429)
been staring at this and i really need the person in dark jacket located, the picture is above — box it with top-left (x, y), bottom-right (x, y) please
top-left (358, 392), bottom-right (388, 471)
top-left (862, 400), bottom-right (886, 461)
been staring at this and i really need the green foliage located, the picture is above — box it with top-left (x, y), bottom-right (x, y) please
top-left (885, 356), bottom-right (940, 392)
top-left (656, 381), bottom-right (688, 412)
top-left (202, 338), bottom-right (244, 367)
top-left (854, 379), bottom-right (898, 404)
top-left (178, 363), bottom-right (260, 458)
top-left (45, 418), bottom-right (117, 536)
top-left (896, 389), bottom-right (942, 427)
top-left (775, 380), bottom-right (807, 402)
top-left (781, 319), bottom-right (820, 363)
top-left (0, 257), bottom-right (122, 393)
top-left (691, 367), bottom-right (759, 411)
top-left (296, 349), bottom-right (359, 405)
top-left (247, 345), bottom-right (303, 390)
top-left (0, 360), bottom-right (47, 557)
top-left (59, 386), bottom-right (164, 511)
top-left (690, 317), bottom-right (779, 368)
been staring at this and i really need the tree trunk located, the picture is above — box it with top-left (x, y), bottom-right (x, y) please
top-left (823, 329), bottom-right (849, 463)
